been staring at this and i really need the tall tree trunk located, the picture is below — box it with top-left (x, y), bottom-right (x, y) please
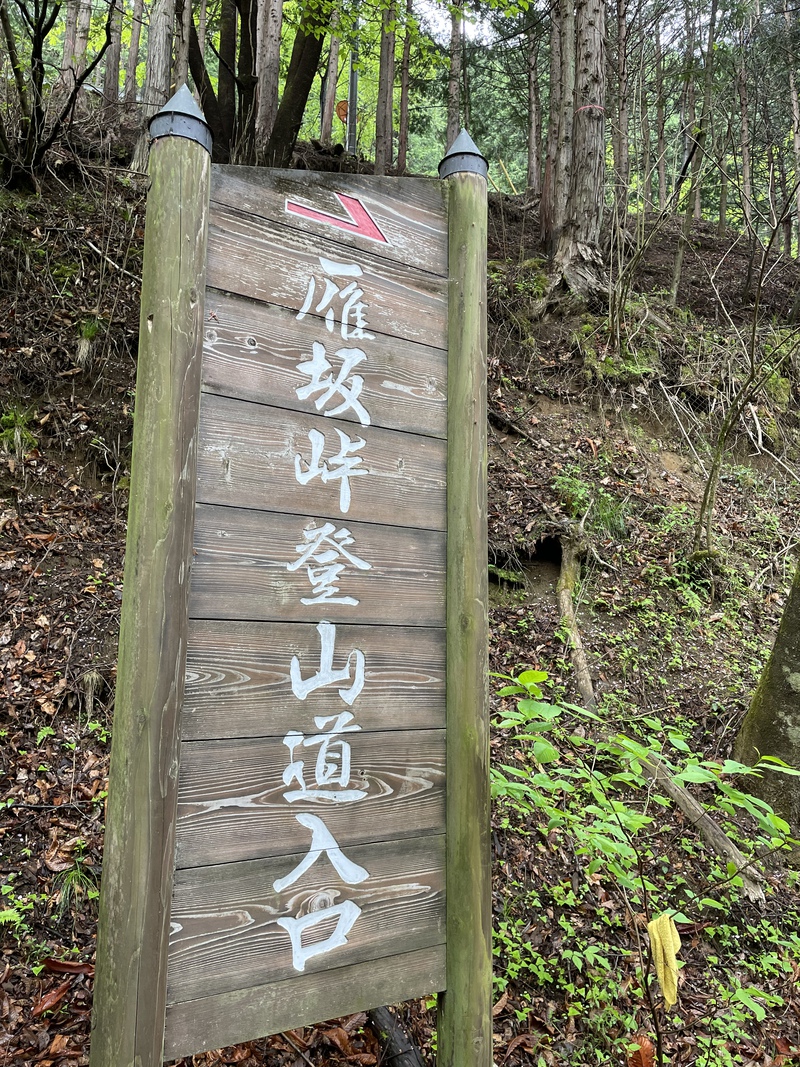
top-left (734, 561), bottom-right (800, 834)
top-left (526, 26), bottom-right (541, 198)
top-left (124, 0), bottom-right (144, 103)
top-left (198, 0), bottom-right (208, 54)
top-left (102, 0), bottom-right (123, 109)
top-left (611, 0), bottom-right (629, 225)
top-left (737, 31), bottom-right (752, 233)
top-left (174, 0), bottom-right (192, 89)
top-left (551, 0), bottom-right (575, 252)
top-left (218, 0), bottom-right (237, 152)
top-left (540, 6), bottom-right (562, 244)
top-left (375, 0), bottom-right (395, 174)
top-left (73, 0), bottom-right (92, 78)
top-left (655, 19), bottom-right (667, 210)
top-left (262, 0), bottom-right (330, 167)
top-left (255, 0), bottom-right (283, 149)
top-left (395, 0), bottom-right (412, 174)
top-left (320, 30), bottom-right (340, 143)
top-left (236, 0), bottom-right (258, 162)
top-left (446, 0), bottom-right (462, 148)
top-left (57, 0), bottom-right (79, 92)
top-left (784, 3), bottom-right (800, 258)
top-left (670, 0), bottom-right (718, 305)
top-left (130, 0), bottom-right (174, 170)
top-left (553, 0), bottom-right (605, 299)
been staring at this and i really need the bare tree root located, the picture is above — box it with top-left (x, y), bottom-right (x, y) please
top-left (556, 537), bottom-right (766, 904)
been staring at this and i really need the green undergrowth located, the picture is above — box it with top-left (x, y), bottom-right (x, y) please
top-left (491, 671), bottom-right (800, 1067)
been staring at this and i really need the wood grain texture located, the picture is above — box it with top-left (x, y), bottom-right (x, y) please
top-left (175, 730), bottom-right (445, 867)
top-left (163, 944), bottom-right (445, 1059)
top-left (183, 620), bottom-right (445, 740)
top-left (168, 834), bottom-right (445, 1003)
top-left (206, 203), bottom-right (447, 350)
top-left (89, 136), bottom-right (210, 1067)
top-left (196, 393), bottom-right (446, 531)
top-left (211, 166), bottom-right (448, 277)
top-left (189, 504), bottom-right (446, 627)
top-left (438, 172), bottom-right (492, 1067)
top-left (202, 289), bottom-right (447, 438)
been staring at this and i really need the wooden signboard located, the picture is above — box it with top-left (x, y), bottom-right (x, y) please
top-left (168, 167), bottom-right (449, 1055)
top-left (90, 92), bottom-right (489, 1067)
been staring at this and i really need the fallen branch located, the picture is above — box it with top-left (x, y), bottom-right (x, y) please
top-left (555, 536), bottom-right (766, 904)
top-left (367, 1006), bottom-right (427, 1067)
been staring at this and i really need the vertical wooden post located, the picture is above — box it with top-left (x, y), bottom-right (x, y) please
top-left (437, 131), bottom-right (491, 1067)
top-left (90, 86), bottom-right (211, 1067)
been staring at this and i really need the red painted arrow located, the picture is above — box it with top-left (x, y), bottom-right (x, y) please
top-left (285, 193), bottom-right (388, 243)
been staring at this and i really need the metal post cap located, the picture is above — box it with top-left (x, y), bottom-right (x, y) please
top-left (438, 129), bottom-right (488, 180)
top-left (149, 84), bottom-right (213, 154)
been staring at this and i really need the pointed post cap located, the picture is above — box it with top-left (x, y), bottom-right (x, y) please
top-left (438, 129), bottom-right (488, 181)
top-left (149, 84), bottom-right (212, 155)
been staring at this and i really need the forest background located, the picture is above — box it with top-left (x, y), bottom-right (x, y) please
top-left (4, 0), bottom-right (800, 1064)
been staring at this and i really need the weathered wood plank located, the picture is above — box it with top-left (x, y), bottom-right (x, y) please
top-left (89, 135), bottom-right (210, 1067)
top-left (183, 620), bottom-right (446, 740)
top-left (202, 289), bottom-right (447, 438)
top-left (189, 504), bottom-right (446, 627)
top-left (163, 944), bottom-right (445, 1059)
top-left (438, 170), bottom-right (492, 1067)
top-left (175, 731), bottom-right (445, 867)
top-left (211, 167), bottom-right (448, 277)
top-left (196, 393), bottom-right (446, 532)
top-left (168, 835), bottom-right (445, 1004)
top-left (206, 203), bottom-right (448, 350)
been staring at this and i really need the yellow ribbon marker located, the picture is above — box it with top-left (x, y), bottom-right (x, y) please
top-left (647, 912), bottom-right (682, 1009)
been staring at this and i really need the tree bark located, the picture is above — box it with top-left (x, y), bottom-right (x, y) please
top-left (124, 0), bottom-right (144, 103)
top-left (446, 0), bottom-right (462, 149)
top-left (262, 0), bottom-right (330, 168)
top-left (375, 1), bottom-right (395, 174)
top-left (130, 0), bottom-right (175, 171)
top-left (320, 30), bottom-right (340, 143)
top-left (255, 0), bottom-right (284, 149)
top-left (395, 0), bottom-right (412, 174)
top-left (540, 6), bottom-right (561, 244)
top-left (611, 0), bottom-right (629, 226)
top-left (102, 0), bottom-right (123, 109)
top-left (218, 0), bottom-right (237, 152)
top-left (552, 0), bottom-right (605, 300)
top-left (526, 26), bottom-right (541, 199)
top-left (734, 561), bottom-right (800, 835)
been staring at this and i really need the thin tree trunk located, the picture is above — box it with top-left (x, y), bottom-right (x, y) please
top-left (784, 3), bottom-right (800, 257)
top-left (73, 0), bottom-right (92, 78)
top-left (552, 0), bottom-right (575, 251)
top-left (375, 1), bottom-right (395, 173)
top-left (655, 19), bottom-right (667, 210)
top-left (174, 0), bottom-right (192, 89)
top-left (611, 0), bottom-right (629, 225)
top-left (57, 0), bottom-right (79, 92)
top-left (540, 7), bottom-right (561, 243)
top-left (446, 0), bottom-right (462, 149)
top-left (737, 26), bottom-right (753, 233)
top-left (102, 0), bottom-right (123, 108)
top-left (198, 0), bottom-right (208, 54)
top-left (124, 0), bottom-right (144, 103)
top-left (218, 0), bottom-right (237, 152)
top-left (263, 0), bottom-right (330, 167)
top-left (236, 0), bottom-right (258, 162)
top-left (395, 0), bottom-right (412, 174)
top-left (526, 27), bottom-right (541, 198)
top-left (255, 0), bottom-right (283, 149)
top-left (130, 0), bottom-right (175, 170)
top-left (320, 31), bottom-right (340, 143)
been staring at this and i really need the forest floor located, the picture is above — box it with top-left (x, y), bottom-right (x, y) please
top-left (2, 158), bottom-right (800, 1067)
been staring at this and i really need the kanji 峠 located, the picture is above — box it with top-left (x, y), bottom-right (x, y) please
top-left (294, 428), bottom-right (367, 515)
